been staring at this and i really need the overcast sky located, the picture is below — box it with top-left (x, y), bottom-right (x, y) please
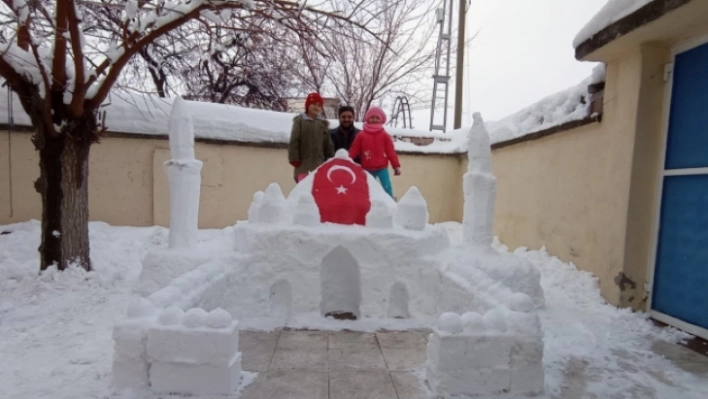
top-left (409, 0), bottom-right (608, 129)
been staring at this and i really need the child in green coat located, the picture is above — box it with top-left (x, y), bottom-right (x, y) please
top-left (288, 93), bottom-right (335, 182)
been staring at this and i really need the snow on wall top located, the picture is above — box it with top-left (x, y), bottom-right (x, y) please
top-left (486, 64), bottom-right (605, 144)
top-left (573, 0), bottom-right (654, 48)
top-left (0, 63), bottom-right (604, 154)
top-left (0, 87), bottom-right (468, 154)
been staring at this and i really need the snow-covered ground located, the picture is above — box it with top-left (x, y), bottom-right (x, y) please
top-left (1, 220), bottom-right (706, 399)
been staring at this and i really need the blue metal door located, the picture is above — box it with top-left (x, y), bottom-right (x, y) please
top-left (652, 40), bottom-right (708, 332)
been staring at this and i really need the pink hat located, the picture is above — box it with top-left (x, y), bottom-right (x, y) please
top-left (364, 106), bottom-right (387, 124)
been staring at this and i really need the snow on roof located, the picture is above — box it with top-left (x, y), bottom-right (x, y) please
top-left (0, 63), bottom-right (605, 154)
top-left (573, 0), bottom-right (654, 48)
top-left (487, 65), bottom-right (605, 145)
top-left (0, 87), bottom-right (468, 154)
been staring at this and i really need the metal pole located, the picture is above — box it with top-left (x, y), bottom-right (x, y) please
top-left (454, 0), bottom-right (466, 129)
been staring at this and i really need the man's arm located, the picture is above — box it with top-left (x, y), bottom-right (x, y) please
top-left (324, 126), bottom-right (335, 159)
top-left (288, 118), bottom-right (301, 167)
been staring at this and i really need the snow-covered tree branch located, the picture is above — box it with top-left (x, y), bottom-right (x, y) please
top-left (0, 0), bottom-right (381, 273)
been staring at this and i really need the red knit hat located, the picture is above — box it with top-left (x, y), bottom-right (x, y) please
top-left (305, 92), bottom-right (324, 111)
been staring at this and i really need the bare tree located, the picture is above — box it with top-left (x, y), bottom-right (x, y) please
top-left (0, 0), bottom-right (378, 272)
top-left (295, 0), bottom-right (438, 120)
top-left (178, 21), bottom-right (294, 110)
top-left (84, 4), bottom-right (294, 106)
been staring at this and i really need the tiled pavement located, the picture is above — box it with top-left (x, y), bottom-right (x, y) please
top-left (238, 330), bottom-right (430, 399)
top-left (237, 330), bottom-right (708, 399)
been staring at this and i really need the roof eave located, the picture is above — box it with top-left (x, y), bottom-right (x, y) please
top-left (575, 0), bottom-right (695, 61)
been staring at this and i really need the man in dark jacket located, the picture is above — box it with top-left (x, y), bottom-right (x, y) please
top-left (329, 106), bottom-right (360, 163)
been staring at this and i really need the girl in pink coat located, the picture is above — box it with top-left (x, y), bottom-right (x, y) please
top-left (348, 107), bottom-right (401, 197)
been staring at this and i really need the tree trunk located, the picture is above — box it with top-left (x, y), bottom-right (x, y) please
top-left (35, 120), bottom-right (92, 272)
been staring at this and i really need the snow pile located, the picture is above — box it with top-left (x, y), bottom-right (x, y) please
top-left (426, 305), bottom-right (544, 397)
top-left (573, 0), bottom-right (655, 48)
top-left (487, 64), bottom-right (606, 145)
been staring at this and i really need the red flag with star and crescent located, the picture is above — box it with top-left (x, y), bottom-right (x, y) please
top-left (312, 159), bottom-right (371, 225)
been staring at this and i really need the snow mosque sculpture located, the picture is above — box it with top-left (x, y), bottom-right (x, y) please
top-left (116, 107), bottom-right (545, 396)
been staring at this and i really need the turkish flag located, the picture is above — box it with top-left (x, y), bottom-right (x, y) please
top-left (312, 159), bottom-right (371, 225)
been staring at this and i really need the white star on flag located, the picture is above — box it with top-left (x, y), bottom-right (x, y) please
top-left (336, 185), bottom-right (348, 194)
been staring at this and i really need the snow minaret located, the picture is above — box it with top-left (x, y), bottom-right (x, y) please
top-left (164, 97), bottom-right (203, 249)
top-left (462, 113), bottom-right (496, 247)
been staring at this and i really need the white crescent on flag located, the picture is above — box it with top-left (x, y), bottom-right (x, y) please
top-left (327, 165), bottom-right (357, 185)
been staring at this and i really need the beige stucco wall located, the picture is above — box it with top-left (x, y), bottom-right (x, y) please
top-left (7, 132), bottom-right (40, 223)
top-left (492, 119), bottom-right (633, 307)
top-left (0, 132), bottom-right (464, 229)
top-left (491, 41), bottom-right (673, 310)
top-left (0, 131), bottom-right (10, 221)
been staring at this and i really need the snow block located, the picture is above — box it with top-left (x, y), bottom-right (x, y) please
top-left (293, 192), bottom-right (320, 226)
top-left (113, 358), bottom-right (150, 389)
top-left (150, 353), bottom-right (242, 395)
top-left (147, 286), bottom-right (182, 309)
top-left (126, 297), bottom-right (157, 319)
top-left (148, 259), bottom-right (232, 312)
top-left (366, 198), bottom-right (394, 229)
top-left (462, 171), bottom-right (496, 246)
top-left (164, 159), bottom-right (203, 249)
top-left (467, 112), bottom-right (492, 173)
top-left (511, 364), bottom-right (545, 395)
top-left (136, 248), bottom-right (219, 297)
top-left (270, 279), bottom-right (293, 320)
top-left (388, 281), bottom-right (410, 318)
top-left (167, 96), bottom-right (196, 160)
top-left (394, 186), bottom-right (428, 231)
top-left (437, 272), bottom-right (476, 314)
top-left (147, 317), bottom-right (239, 366)
top-left (247, 191), bottom-right (264, 222)
top-left (113, 319), bottom-right (151, 361)
top-left (257, 183), bottom-right (290, 224)
top-left (426, 308), bottom-right (545, 397)
top-left (426, 364), bottom-right (511, 397)
top-left (426, 330), bottom-right (513, 370)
